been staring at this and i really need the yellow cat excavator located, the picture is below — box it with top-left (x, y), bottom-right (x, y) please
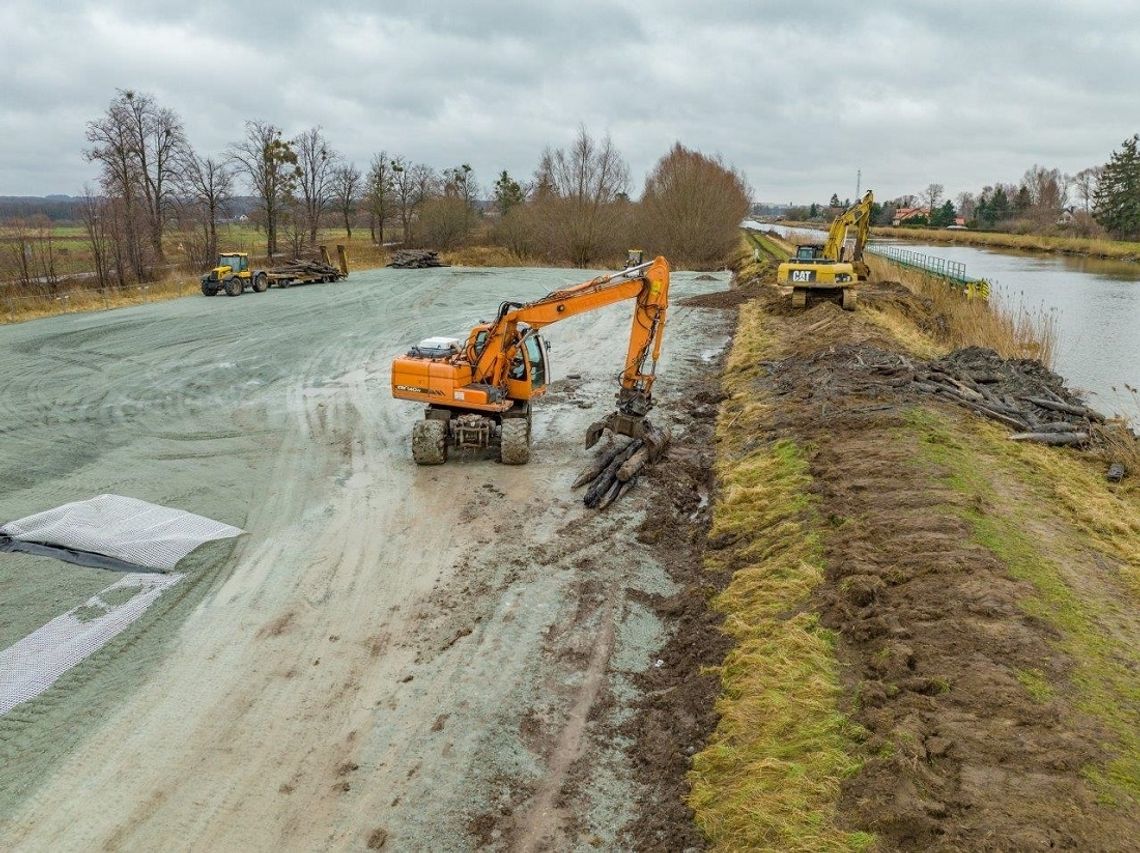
top-left (390, 254), bottom-right (670, 465)
top-left (778, 190), bottom-right (874, 310)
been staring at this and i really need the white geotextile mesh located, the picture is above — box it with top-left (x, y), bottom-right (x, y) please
top-left (1, 494), bottom-right (242, 570)
top-left (0, 573), bottom-right (183, 715)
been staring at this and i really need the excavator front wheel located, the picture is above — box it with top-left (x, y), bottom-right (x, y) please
top-left (499, 418), bottom-right (530, 465)
top-left (412, 419), bottom-right (448, 465)
top-left (841, 287), bottom-right (858, 311)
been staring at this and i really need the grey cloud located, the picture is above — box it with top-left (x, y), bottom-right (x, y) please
top-left (1, 0), bottom-right (1137, 202)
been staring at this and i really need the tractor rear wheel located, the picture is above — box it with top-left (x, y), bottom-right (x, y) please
top-left (224, 277), bottom-right (243, 297)
top-left (411, 419), bottom-right (448, 465)
top-left (253, 273), bottom-right (269, 293)
top-left (499, 418), bottom-right (530, 465)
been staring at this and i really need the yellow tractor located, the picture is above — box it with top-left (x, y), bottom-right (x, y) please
top-left (777, 190), bottom-right (873, 310)
top-left (200, 253), bottom-right (268, 297)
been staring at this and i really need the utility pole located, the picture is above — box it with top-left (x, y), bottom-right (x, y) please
top-left (855, 169), bottom-right (862, 199)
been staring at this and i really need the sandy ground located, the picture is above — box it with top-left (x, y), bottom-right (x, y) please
top-left (0, 266), bottom-right (731, 850)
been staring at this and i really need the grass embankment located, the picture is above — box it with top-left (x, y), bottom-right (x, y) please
top-left (688, 264), bottom-right (871, 850)
top-left (869, 225), bottom-right (1140, 261)
top-left (691, 242), bottom-right (1140, 846)
top-left (909, 409), bottom-right (1140, 804)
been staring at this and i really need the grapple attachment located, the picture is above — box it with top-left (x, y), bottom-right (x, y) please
top-left (585, 412), bottom-right (671, 462)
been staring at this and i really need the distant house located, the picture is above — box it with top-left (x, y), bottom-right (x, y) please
top-left (892, 207), bottom-right (930, 226)
top-left (1057, 207), bottom-right (1075, 226)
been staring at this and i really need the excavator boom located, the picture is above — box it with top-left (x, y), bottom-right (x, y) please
top-left (391, 256), bottom-right (671, 465)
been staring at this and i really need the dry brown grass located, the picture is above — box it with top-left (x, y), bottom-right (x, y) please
top-left (439, 245), bottom-right (534, 267)
top-left (866, 256), bottom-right (1057, 366)
top-left (870, 226), bottom-right (1140, 260)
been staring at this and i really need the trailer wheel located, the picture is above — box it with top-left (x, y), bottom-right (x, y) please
top-left (412, 419), bottom-right (448, 465)
top-left (278, 278), bottom-right (290, 289)
top-left (500, 418), bottom-right (530, 465)
top-left (253, 273), bottom-right (268, 293)
top-left (224, 277), bottom-right (243, 297)
top-left (201, 282), bottom-right (218, 297)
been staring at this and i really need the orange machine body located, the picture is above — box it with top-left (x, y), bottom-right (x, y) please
top-left (391, 256), bottom-right (670, 415)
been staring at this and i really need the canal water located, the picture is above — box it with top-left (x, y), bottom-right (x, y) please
top-left (748, 222), bottom-right (1140, 417)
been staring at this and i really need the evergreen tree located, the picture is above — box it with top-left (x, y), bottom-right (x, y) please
top-left (493, 170), bottom-right (525, 217)
top-left (990, 187), bottom-right (1011, 223)
top-left (829, 193), bottom-right (841, 208)
top-left (809, 202), bottom-right (820, 218)
top-left (1093, 134), bottom-right (1140, 238)
top-left (1015, 185), bottom-right (1032, 212)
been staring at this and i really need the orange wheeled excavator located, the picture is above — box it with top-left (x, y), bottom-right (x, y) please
top-left (390, 254), bottom-right (670, 465)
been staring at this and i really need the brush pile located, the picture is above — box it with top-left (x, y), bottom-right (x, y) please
top-left (388, 249), bottom-right (446, 269)
top-left (763, 344), bottom-right (1109, 447)
top-left (917, 346), bottom-right (1103, 445)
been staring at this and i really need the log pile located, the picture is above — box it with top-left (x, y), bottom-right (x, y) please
top-left (762, 344), bottom-right (1118, 453)
top-left (572, 426), bottom-right (671, 509)
top-left (388, 249), bottom-right (446, 269)
top-left (273, 258), bottom-right (341, 279)
top-left (914, 346), bottom-right (1103, 445)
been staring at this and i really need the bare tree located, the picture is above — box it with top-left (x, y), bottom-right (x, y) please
top-left (229, 121), bottom-right (300, 257)
top-left (922, 183), bottom-right (944, 219)
top-left (1073, 166), bottom-right (1102, 213)
top-left (409, 163), bottom-right (438, 244)
top-left (390, 155), bottom-right (415, 242)
top-left (78, 189), bottom-right (114, 290)
top-left (180, 154), bottom-right (234, 266)
top-left (637, 143), bottom-right (750, 267)
top-left (532, 126), bottom-right (631, 266)
top-left (330, 162), bottom-right (362, 238)
top-left (365, 152), bottom-right (393, 244)
top-left (294, 127), bottom-right (339, 246)
top-left (955, 191), bottom-right (976, 221)
top-left (85, 90), bottom-right (188, 269)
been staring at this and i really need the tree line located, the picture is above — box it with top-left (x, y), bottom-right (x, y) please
top-left (790, 134), bottom-right (1140, 241)
top-left (5, 88), bottom-right (750, 291)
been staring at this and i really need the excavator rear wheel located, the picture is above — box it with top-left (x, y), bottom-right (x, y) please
top-left (841, 287), bottom-right (858, 311)
top-left (499, 418), bottom-right (530, 465)
top-left (411, 419), bottom-right (448, 465)
top-left (791, 288), bottom-right (807, 309)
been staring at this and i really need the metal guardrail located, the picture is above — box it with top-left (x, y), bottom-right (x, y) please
top-left (868, 243), bottom-right (991, 299)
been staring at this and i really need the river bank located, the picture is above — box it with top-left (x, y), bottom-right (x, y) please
top-left (775, 220), bottom-right (1140, 262)
top-left (691, 252), bottom-right (1140, 849)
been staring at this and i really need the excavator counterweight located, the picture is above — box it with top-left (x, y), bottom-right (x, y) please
top-left (391, 256), bottom-right (671, 465)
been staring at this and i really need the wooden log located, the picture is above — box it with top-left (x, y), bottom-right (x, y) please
top-left (584, 441), bottom-right (642, 507)
top-left (1022, 396), bottom-right (1104, 422)
top-left (596, 478), bottom-right (626, 510)
top-left (617, 447), bottom-right (650, 482)
top-left (1009, 431), bottom-right (1088, 446)
top-left (572, 443), bottom-right (627, 488)
top-left (960, 400), bottom-right (1032, 431)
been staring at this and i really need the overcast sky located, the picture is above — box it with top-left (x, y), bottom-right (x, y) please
top-left (2, 0), bottom-right (1138, 204)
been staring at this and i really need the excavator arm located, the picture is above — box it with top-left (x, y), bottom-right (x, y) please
top-left (469, 255), bottom-right (669, 416)
top-left (822, 190), bottom-right (875, 262)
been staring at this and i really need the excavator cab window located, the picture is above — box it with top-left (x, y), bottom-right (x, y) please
top-left (524, 334), bottom-right (547, 389)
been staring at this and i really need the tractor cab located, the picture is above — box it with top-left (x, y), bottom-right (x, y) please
top-left (214, 253), bottom-right (249, 277)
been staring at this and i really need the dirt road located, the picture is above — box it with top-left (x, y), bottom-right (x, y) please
top-left (0, 266), bottom-right (731, 850)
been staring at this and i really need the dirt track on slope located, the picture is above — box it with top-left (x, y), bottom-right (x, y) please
top-left (742, 284), bottom-right (1140, 850)
top-left (0, 267), bottom-right (732, 850)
